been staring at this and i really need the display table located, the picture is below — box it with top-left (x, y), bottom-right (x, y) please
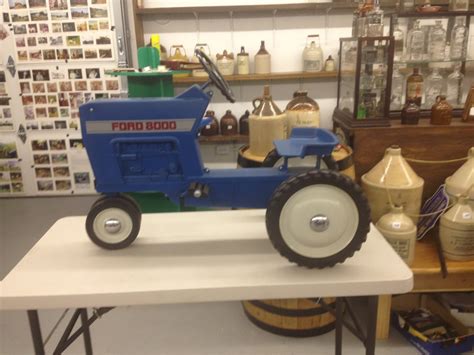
top-left (0, 210), bottom-right (413, 355)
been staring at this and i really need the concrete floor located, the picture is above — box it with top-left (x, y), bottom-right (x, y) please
top-left (0, 197), bottom-right (418, 355)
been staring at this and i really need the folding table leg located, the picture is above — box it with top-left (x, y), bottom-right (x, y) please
top-left (27, 310), bottom-right (45, 355)
top-left (80, 309), bottom-right (93, 355)
top-left (365, 296), bottom-right (379, 355)
top-left (335, 297), bottom-right (344, 355)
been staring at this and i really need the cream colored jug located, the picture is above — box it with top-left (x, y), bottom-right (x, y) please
top-left (191, 43), bottom-right (211, 77)
top-left (249, 86), bottom-right (287, 158)
top-left (255, 41), bottom-right (271, 75)
top-left (445, 147), bottom-right (474, 202)
top-left (361, 146), bottom-right (424, 223)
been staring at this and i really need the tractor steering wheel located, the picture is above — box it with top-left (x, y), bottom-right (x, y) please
top-left (195, 49), bottom-right (236, 103)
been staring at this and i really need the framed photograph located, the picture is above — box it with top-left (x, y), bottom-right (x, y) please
top-left (0, 141), bottom-right (18, 159)
top-left (85, 68), bottom-right (100, 79)
top-left (33, 69), bottom-right (50, 81)
top-left (37, 180), bottom-right (54, 191)
top-left (30, 10), bottom-right (48, 21)
top-left (59, 81), bottom-right (72, 92)
top-left (0, 184), bottom-right (12, 194)
top-left (26, 122), bottom-right (39, 130)
top-left (90, 80), bottom-right (103, 91)
top-left (24, 106), bottom-right (35, 119)
top-left (20, 82), bottom-right (31, 94)
top-left (22, 96), bottom-right (34, 105)
top-left (39, 23), bottom-right (49, 33)
top-left (11, 12), bottom-right (29, 22)
top-left (55, 180), bottom-right (71, 191)
top-left (42, 49), bottom-right (56, 60)
top-left (74, 172), bottom-right (90, 186)
top-left (96, 36), bottom-right (111, 45)
top-left (105, 80), bottom-right (119, 91)
top-left (82, 35), bottom-right (94, 45)
top-left (62, 22), bottom-right (75, 32)
top-left (76, 21), bottom-right (87, 31)
top-left (59, 108), bottom-right (69, 117)
top-left (99, 48), bottom-right (112, 59)
top-left (84, 92), bottom-right (93, 102)
top-left (68, 68), bottom-right (82, 79)
top-left (35, 107), bottom-right (47, 118)
top-left (41, 121), bottom-right (54, 130)
top-left (32, 139), bottom-right (48, 151)
top-left (54, 120), bottom-right (67, 129)
top-left (15, 37), bottom-right (26, 47)
top-left (32, 83), bottom-right (45, 93)
top-left (13, 25), bottom-right (27, 35)
top-left (3, 108), bottom-right (13, 118)
top-left (34, 95), bottom-right (47, 105)
top-left (29, 50), bottom-right (43, 61)
top-left (49, 36), bottom-right (63, 46)
top-left (10, 172), bottom-right (23, 182)
top-left (37, 37), bottom-right (48, 45)
top-left (52, 23), bottom-right (62, 33)
top-left (47, 95), bottom-right (57, 104)
top-left (35, 167), bottom-right (52, 178)
top-left (48, 107), bottom-right (59, 118)
top-left (53, 166), bottom-right (70, 177)
top-left (98, 20), bottom-right (109, 30)
top-left (51, 153), bottom-right (68, 164)
top-left (70, 0), bottom-right (87, 6)
top-left (88, 21), bottom-right (98, 31)
top-left (18, 70), bottom-right (31, 79)
top-left (58, 93), bottom-right (69, 106)
top-left (50, 11), bottom-right (68, 20)
top-left (66, 35), bottom-right (81, 46)
top-left (69, 92), bottom-right (83, 109)
top-left (49, 0), bottom-right (67, 10)
top-left (28, 24), bottom-right (38, 34)
top-left (33, 154), bottom-right (50, 165)
top-left (49, 139), bottom-right (66, 150)
top-left (69, 120), bottom-right (79, 129)
top-left (74, 80), bottom-right (87, 91)
top-left (29, 0), bottom-right (46, 7)
top-left (69, 138), bottom-right (83, 149)
top-left (69, 48), bottom-right (83, 59)
top-left (56, 49), bottom-right (69, 60)
top-left (90, 7), bottom-right (107, 18)
top-left (71, 7), bottom-right (88, 19)
top-left (27, 37), bottom-right (37, 47)
top-left (9, 0), bottom-right (27, 9)
top-left (84, 49), bottom-right (97, 59)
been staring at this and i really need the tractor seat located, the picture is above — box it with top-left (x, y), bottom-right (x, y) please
top-left (273, 127), bottom-right (339, 158)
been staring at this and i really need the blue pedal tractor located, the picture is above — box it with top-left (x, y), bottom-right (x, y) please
top-left (80, 50), bottom-right (370, 268)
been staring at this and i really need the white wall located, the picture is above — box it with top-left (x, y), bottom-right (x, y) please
top-left (141, 9), bottom-right (353, 129)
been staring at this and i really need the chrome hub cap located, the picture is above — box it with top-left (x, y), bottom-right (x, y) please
top-left (310, 215), bottom-right (330, 232)
top-left (104, 219), bottom-right (121, 234)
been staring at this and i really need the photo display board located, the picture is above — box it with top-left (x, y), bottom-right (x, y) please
top-left (0, 0), bottom-right (122, 196)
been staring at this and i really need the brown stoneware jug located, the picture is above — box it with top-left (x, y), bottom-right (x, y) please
top-left (200, 110), bottom-right (219, 136)
top-left (220, 110), bottom-right (238, 136)
top-left (431, 95), bottom-right (453, 125)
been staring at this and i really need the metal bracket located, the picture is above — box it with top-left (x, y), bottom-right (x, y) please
top-left (17, 124), bottom-right (27, 144)
top-left (6, 56), bottom-right (16, 77)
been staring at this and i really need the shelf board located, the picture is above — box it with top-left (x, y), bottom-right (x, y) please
top-left (198, 134), bottom-right (248, 145)
top-left (136, 2), bottom-right (358, 15)
top-left (174, 71), bottom-right (337, 84)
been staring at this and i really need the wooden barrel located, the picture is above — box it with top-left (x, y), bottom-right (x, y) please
top-left (242, 298), bottom-right (336, 337)
top-left (333, 144), bottom-right (355, 180)
top-left (237, 145), bottom-right (266, 168)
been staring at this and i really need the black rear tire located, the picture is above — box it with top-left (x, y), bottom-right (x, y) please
top-left (266, 170), bottom-right (370, 268)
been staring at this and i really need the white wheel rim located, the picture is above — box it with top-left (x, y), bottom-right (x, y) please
top-left (92, 208), bottom-right (133, 245)
top-left (279, 184), bottom-right (359, 258)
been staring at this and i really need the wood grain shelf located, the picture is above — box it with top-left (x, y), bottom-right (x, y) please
top-left (198, 134), bottom-right (249, 145)
top-left (174, 71), bottom-right (337, 84)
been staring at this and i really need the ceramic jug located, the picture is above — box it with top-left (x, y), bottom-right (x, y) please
top-left (431, 95), bottom-right (453, 125)
top-left (220, 110), bottom-right (238, 136)
top-left (237, 46), bottom-right (250, 75)
top-left (200, 110), bottom-right (219, 136)
top-left (439, 196), bottom-right (474, 261)
top-left (255, 41), bottom-right (271, 74)
top-left (285, 91), bottom-right (320, 136)
top-left (191, 43), bottom-right (211, 77)
top-left (303, 35), bottom-right (324, 72)
top-left (401, 99), bottom-right (420, 125)
top-left (239, 110), bottom-right (250, 135)
top-left (445, 147), bottom-right (474, 202)
top-left (216, 50), bottom-right (234, 76)
top-left (361, 146), bottom-right (424, 223)
top-left (376, 206), bottom-right (417, 265)
top-left (249, 86), bottom-right (287, 158)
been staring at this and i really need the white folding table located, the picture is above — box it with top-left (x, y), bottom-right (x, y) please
top-left (0, 209), bottom-right (413, 355)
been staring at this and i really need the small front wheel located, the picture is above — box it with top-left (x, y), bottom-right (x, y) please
top-left (86, 196), bottom-right (141, 250)
top-left (266, 170), bottom-right (370, 268)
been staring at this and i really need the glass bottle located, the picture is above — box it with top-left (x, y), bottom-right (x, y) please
top-left (361, 64), bottom-right (375, 91)
top-left (407, 20), bottom-right (425, 61)
top-left (406, 67), bottom-right (423, 106)
top-left (393, 19), bottom-right (404, 62)
top-left (357, 99), bottom-right (367, 119)
top-left (450, 18), bottom-right (467, 60)
top-left (449, 0), bottom-right (469, 11)
top-left (402, 0), bottom-right (415, 11)
top-left (428, 20), bottom-right (446, 61)
top-left (446, 65), bottom-right (464, 105)
top-left (425, 67), bottom-right (444, 108)
top-left (366, 0), bottom-right (384, 37)
top-left (401, 99), bottom-right (420, 125)
top-left (358, 0), bottom-right (374, 37)
top-left (374, 64), bottom-right (385, 90)
top-left (390, 65), bottom-right (404, 110)
top-left (352, 0), bottom-right (365, 37)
